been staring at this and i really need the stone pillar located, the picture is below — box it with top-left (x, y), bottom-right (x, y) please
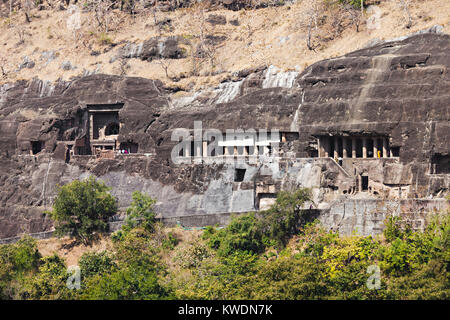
top-left (254, 144), bottom-right (259, 156)
top-left (383, 138), bottom-right (388, 158)
top-left (196, 142), bottom-right (201, 158)
top-left (89, 113), bottom-right (94, 141)
top-left (334, 137), bottom-right (339, 159)
top-left (324, 137), bottom-right (329, 157)
top-left (317, 138), bottom-right (322, 157)
top-left (362, 138), bottom-right (367, 158)
top-left (184, 141), bottom-right (190, 157)
top-left (373, 138), bottom-right (378, 158)
top-left (318, 137), bottom-right (326, 158)
top-left (352, 137), bottom-right (356, 158)
top-left (343, 138), bottom-right (348, 158)
top-left (202, 141), bottom-right (208, 157)
top-left (234, 146), bottom-right (238, 156)
top-left (224, 146), bottom-right (229, 156)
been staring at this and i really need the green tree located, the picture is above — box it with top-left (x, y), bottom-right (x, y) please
top-left (259, 188), bottom-right (312, 248)
top-left (123, 191), bottom-right (157, 232)
top-left (47, 176), bottom-right (117, 244)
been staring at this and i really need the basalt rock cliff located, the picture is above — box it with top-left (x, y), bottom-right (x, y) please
top-left (0, 33), bottom-right (448, 239)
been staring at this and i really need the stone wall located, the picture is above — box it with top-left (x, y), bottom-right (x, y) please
top-left (319, 198), bottom-right (448, 236)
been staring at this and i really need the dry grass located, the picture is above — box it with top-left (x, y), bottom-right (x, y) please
top-left (35, 226), bottom-right (202, 267)
top-left (37, 234), bottom-right (114, 266)
top-left (0, 0), bottom-right (448, 88)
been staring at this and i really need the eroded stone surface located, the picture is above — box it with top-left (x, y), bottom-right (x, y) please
top-left (0, 33), bottom-right (448, 238)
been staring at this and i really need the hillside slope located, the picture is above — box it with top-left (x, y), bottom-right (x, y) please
top-left (0, 0), bottom-right (449, 92)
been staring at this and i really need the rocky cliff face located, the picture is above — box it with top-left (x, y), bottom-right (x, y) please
top-left (0, 33), bottom-right (448, 239)
top-left (296, 33), bottom-right (450, 196)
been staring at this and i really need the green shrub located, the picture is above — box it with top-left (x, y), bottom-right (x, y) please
top-left (205, 213), bottom-right (264, 256)
top-left (98, 32), bottom-right (113, 45)
top-left (19, 254), bottom-right (72, 300)
top-left (205, 189), bottom-right (312, 255)
top-left (0, 236), bottom-right (41, 299)
top-left (79, 251), bottom-right (117, 280)
top-left (383, 215), bottom-right (413, 242)
top-left (81, 265), bottom-right (171, 300)
top-left (11, 236), bottom-right (41, 273)
top-left (162, 232), bottom-right (179, 250)
top-left (336, 0), bottom-right (362, 9)
top-left (252, 255), bottom-right (328, 299)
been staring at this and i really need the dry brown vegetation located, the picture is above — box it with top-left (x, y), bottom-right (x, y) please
top-left (0, 0), bottom-right (448, 89)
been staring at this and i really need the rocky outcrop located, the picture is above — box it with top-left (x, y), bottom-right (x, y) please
top-left (112, 36), bottom-right (187, 63)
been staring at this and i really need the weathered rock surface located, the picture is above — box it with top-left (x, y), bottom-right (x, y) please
top-left (112, 36), bottom-right (187, 63)
top-left (296, 33), bottom-right (450, 197)
top-left (0, 33), bottom-right (448, 239)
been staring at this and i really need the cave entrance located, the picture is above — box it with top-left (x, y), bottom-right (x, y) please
top-left (308, 149), bottom-right (318, 157)
top-left (30, 141), bottom-right (44, 155)
top-left (356, 139), bottom-right (363, 158)
top-left (361, 175), bottom-right (369, 191)
top-left (367, 139), bottom-right (374, 158)
top-left (234, 168), bottom-right (246, 182)
top-left (119, 142), bottom-right (139, 154)
top-left (391, 147), bottom-right (400, 157)
top-left (431, 154), bottom-right (450, 174)
top-left (105, 122), bottom-right (120, 136)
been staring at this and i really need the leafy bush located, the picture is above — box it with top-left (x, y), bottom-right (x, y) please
top-left (9, 236), bottom-right (41, 273)
top-left (337, 0), bottom-right (362, 9)
top-left (0, 236), bottom-right (41, 299)
top-left (81, 265), bottom-right (171, 300)
top-left (252, 255), bottom-right (328, 299)
top-left (79, 251), bottom-right (117, 280)
top-left (81, 227), bottom-right (172, 300)
top-left (114, 228), bottom-right (161, 269)
top-left (162, 232), bottom-right (179, 250)
top-left (204, 188), bottom-right (312, 255)
top-left (205, 213), bottom-right (264, 256)
top-left (383, 216), bottom-right (412, 243)
top-left (174, 243), bottom-right (212, 269)
top-left (19, 254), bottom-right (72, 300)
